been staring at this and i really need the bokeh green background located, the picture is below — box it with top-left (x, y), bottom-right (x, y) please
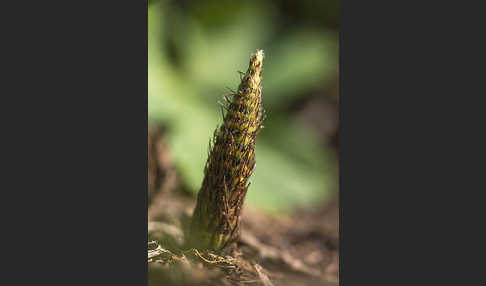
top-left (148, 0), bottom-right (339, 213)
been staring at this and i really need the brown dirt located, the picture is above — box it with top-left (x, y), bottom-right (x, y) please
top-left (148, 128), bottom-right (339, 286)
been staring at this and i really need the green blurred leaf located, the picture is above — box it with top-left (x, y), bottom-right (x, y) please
top-left (181, 3), bottom-right (274, 92)
top-left (263, 30), bottom-right (338, 108)
top-left (149, 4), bottom-right (219, 190)
top-left (246, 121), bottom-right (336, 213)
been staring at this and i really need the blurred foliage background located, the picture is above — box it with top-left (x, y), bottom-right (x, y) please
top-left (148, 0), bottom-right (339, 213)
